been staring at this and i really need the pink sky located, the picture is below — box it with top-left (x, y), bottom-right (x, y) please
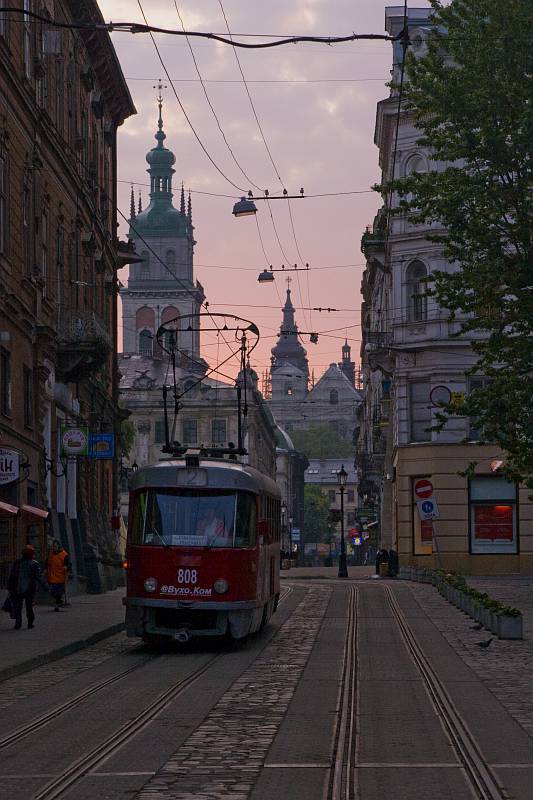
top-left (100, 0), bottom-right (433, 384)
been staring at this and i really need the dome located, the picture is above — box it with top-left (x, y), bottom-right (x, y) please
top-left (132, 204), bottom-right (187, 237)
top-left (146, 136), bottom-right (176, 168)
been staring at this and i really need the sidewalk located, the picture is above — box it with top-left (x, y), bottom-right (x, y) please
top-left (281, 565), bottom-right (374, 580)
top-left (0, 588), bottom-right (125, 682)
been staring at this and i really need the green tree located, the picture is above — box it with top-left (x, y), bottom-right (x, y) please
top-left (290, 425), bottom-right (354, 459)
top-left (120, 418), bottom-right (136, 460)
top-left (303, 484), bottom-right (334, 543)
top-left (390, 0), bottom-right (533, 487)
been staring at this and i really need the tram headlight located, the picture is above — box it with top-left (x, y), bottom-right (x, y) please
top-left (144, 577), bottom-right (158, 592)
top-left (213, 578), bottom-right (229, 595)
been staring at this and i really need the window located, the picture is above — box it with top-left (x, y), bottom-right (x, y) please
top-left (404, 154), bottom-right (426, 176)
top-left (0, 347), bottom-right (11, 415)
top-left (183, 418), bottom-right (197, 445)
top-left (347, 490), bottom-right (355, 503)
top-left (212, 419), bottom-right (226, 444)
top-left (469, 476), bottom-right (518, 554)
top-left (131, 489), bottom-right (256, 548)
top-left (154, 420), bottom-right (166, 444)
top-left (329, 389), bottom-right (339, 405)
top-left (409, 381), bottom-right (431, 442)
top-left (23, 366), bottom-right (33, 427)
top-left (139, 329), bottom-right (152, 357)
top-left (0, 155), bottom-right (6, 255)
top-left (166, 249), bottom-right (176, 270)
top-left (406, 260), bottom-right (428, 322)
top-left (41, 209), bottom-right (48, 285)
top-left (0, 8), bottom-right (6, 41)
top-left (22, 177), bottom-right (31, 273)
top-left (328, 490), bottom-right (336, 503)
top-left (23, 0), bottom-right (32, 79)
top-left (285, 384), bottom-right (292, 396)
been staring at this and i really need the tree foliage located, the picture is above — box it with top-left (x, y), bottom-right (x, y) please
top-left (290, 425), bottom-right (354, 459)
top-left (303, 484), bottom-right (334, 543)
top-left (391, 0), bottom-right (533, 486)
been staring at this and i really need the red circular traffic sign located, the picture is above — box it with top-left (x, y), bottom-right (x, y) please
top-left (414, 479), bottom-right (433, 499)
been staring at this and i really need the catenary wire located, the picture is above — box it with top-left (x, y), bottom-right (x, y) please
top-left (136, 0), bottom-right (247, 193)
top-left (172, 0), bottom-right (261, 191)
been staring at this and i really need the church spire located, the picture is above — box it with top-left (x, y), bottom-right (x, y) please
top-left (187, 191), bottom-right (192, 221)
top-left (146, 81), bottom-right (175, 203)
top-left (180, 183), bottom-right (186, 214)
top-left (130, 185), bottom-right (136, 220)
top-left (270, 277), bottom-right (309, 379)
top-left (138, 190), bottom-right (143, 214)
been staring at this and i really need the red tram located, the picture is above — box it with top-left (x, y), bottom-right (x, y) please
top-left (124, 456), bottom-right (281, 642)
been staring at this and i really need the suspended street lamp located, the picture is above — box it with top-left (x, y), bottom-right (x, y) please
top-left (233, 188), bottom-right (305, 218)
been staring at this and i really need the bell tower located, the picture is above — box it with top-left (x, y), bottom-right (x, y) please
top-left (120, 83), bottom-right (204, 361)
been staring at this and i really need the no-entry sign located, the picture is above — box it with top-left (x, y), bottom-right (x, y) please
top-left (414, 479), bottom-right (433, 500)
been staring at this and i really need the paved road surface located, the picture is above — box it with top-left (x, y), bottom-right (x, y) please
top-left (0, 578), bottom-right (531, 800)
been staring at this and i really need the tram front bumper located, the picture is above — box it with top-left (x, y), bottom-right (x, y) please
top-left (125, 597), bottom-right (260, 639)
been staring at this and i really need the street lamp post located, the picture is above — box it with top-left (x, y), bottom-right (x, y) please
top-left (337, 464), bottom-right (348, 578)
top-left (281, 500), bottom-right (287, 561)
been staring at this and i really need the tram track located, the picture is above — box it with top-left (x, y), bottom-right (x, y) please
top-left (385, 585), bottom-right (507, 800)
top-left (328, 585), bottom-right (358, 800)
top-left (30, 651), bottom-right (222, 800)
top-left (23, 587), bottom-right (294, 800)
top-left (0, 651), bottom-right (156, 752)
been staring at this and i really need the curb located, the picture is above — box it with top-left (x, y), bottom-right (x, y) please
top-left (0, 622), bottom-right (125, 683)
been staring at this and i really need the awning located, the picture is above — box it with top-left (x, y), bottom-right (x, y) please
top-left (365, 521), bottom-right (378, 529)
top-left (0, 501), bottom-right (19, 517)
top-left (21, 504), bottom-right (49, 521)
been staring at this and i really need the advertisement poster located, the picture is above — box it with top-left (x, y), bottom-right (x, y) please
top-left (474, 504), bottom-right (513, 541)
top-left (0, 448), bottom-right (20, 485)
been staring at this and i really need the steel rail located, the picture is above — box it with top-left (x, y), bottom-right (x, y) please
top-left (0, 653), bottom-right (155, 752)
top-left (31, 653), bottom-right (222, 800)
top-left (31, 585), bottom-right (292, 799)
top-left (328, 585), bottom-right (358, 800)
top-left (385, 586), bottom-right (506, 800)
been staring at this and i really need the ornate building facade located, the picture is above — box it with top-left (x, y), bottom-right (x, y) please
top-left (0, 0), bottom-right (135, 590)
top-left (268, 288), bottom-right (361, 442)
top-left (118, 102), bottom-right (277, 490)
top-left (357, 6), bottom-right (533, 573)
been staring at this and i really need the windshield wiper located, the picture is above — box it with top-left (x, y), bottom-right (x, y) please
top-left (148, 528), bottom-right (169, 547)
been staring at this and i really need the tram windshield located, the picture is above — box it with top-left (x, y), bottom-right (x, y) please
top-left (131, 490), bottom-right (257, 548)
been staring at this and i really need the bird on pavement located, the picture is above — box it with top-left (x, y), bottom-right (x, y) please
top-left (470, 623), bottom-right (483, 630)
top-left (475, 638), bottom-right (494, 649)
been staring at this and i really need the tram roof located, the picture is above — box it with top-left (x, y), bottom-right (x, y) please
top-left (130, 458), bottom-right (281, 497)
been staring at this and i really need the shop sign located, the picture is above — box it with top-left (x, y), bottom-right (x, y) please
top-left (88, 433), bottom-right (115, 459)
top-left (291, 528), bottom-right (301, 542)
top-left (60, 426), bottom-right (89, 456)
top-left (0, 448), bottom-right (20, 484)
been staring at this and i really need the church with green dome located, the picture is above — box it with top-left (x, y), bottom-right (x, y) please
top-left (120, 90), bottom-right (205, 362)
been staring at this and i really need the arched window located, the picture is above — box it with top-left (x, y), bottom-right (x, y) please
top-left (161, 306), bottom-right (179, 351)
top-left (166, 249), bottom-right (176, 270)
top-left (329, 389), bottom-right (339, 405)
top-left (404, 153), bottom-right (426, 176)
top-left (139, 329), bottom-right (153, 356)
top-left (285, 383), bottom-right (293, 397)
top-left (406, 260), bottom-right (428, 322)
top-left (139, 251), bottom-right (149, 279)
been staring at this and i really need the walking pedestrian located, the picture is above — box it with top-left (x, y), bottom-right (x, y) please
top-left (7, 545), bottom-right (47, 630)
top-left (44, 539), bottom-right (71, 611)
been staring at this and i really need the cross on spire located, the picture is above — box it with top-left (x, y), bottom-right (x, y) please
top-left (286, 276), bottom-right (292, 289)
top-left (153, 79), bottom-right (167, 130)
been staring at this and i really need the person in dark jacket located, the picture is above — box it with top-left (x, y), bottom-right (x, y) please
top-left (7, 545), bottom-right (46, 630)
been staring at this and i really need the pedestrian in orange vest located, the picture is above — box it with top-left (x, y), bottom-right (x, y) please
top-left (44, 539), bottom-right (71, 611)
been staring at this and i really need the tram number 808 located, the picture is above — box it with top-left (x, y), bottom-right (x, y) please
top-left (177, 569), bottom-right (198, 584)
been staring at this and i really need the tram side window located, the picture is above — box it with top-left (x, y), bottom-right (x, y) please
top-left (235, 492), bottom-right (257, 547)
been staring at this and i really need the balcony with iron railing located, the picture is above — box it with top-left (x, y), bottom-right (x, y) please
top-left (57, 311), bottom-right (112, 382)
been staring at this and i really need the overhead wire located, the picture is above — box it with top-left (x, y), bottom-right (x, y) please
top-left (172, 0), bottom-right (261, 191)
top-left (217, 0), bottom-right (312, 330)
top-left (136, 0), bottom-right (247, 193)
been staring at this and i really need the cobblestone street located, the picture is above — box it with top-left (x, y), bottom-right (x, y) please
top-left (1, 575), bottom-right (533, 800)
